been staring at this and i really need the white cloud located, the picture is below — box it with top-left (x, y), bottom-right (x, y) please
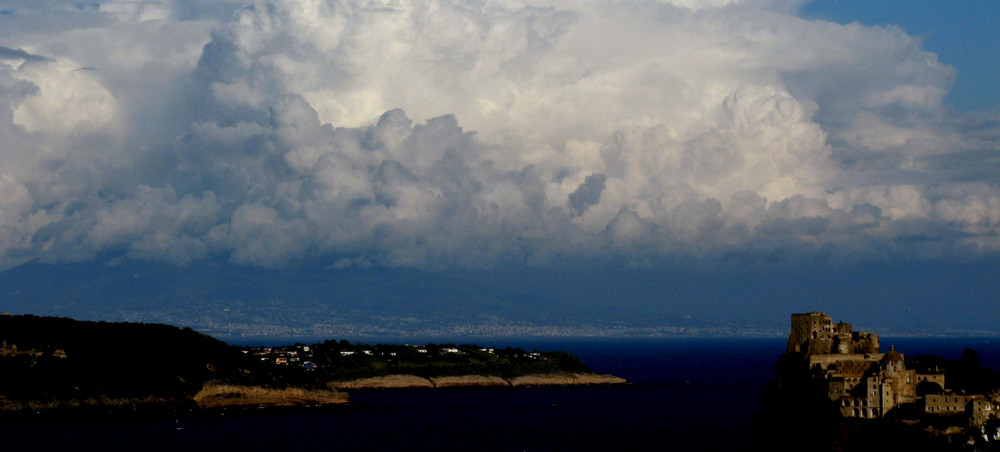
top-left (0, 0), bottom-right (997, 270)
top-left (11, 60), bottom-right (119, 134)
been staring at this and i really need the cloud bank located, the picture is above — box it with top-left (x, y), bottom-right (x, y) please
top-left (0, 0), bottom-right (997, 270)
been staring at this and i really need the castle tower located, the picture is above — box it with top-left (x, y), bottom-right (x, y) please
top-left (787, 312), bottom-right (835, 353)
top-left (835, 322), bottom-right (853, 354)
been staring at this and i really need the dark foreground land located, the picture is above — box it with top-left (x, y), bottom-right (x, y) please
top-left (753, 347), bottom-right (1000, 451)
top-left (0, 315), bottom-right (622, 414)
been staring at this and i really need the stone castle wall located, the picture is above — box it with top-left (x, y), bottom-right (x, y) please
top-left (788, 312), bottom-right (946, 421)
top-left (787, 312), bottom-right (879, 356)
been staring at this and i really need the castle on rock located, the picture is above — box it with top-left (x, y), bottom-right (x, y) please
top-left (787, 312), bottom-right (951, 419)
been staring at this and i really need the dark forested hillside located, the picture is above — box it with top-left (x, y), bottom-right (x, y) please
top-left (0, 315), bottom-right (260, 411)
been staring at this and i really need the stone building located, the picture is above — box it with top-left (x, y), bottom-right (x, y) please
top-left (786, 312), bottom-right (943, 419)
top-left (787, 312), bottom-right (879, 356)
top-left (834, 346), bottom-right (923, 418)
top-left (925, 393), bottom-right (996, 426)
top-left (926, 393), bottom-right (983, 415)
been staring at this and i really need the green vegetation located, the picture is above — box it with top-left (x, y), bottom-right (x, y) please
top-left (0, 315), bottom-right (602, 414)
top-left (240, 341), bottom-right (593, 381)
top-left (0, 315), bottom-right (270, 412)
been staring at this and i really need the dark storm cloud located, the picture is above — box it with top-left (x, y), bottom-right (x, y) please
top-left (568, 173), bottom-right (607, 216)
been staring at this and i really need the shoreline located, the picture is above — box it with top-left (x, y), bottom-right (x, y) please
top-left (194, 384), bottom-right (350, 409)
top-left (0, 372), bottom-right (627, 415)
top-left (193, 372), bottom-right (627, 409)
top-left (328, 372), bottom-right (627, 390)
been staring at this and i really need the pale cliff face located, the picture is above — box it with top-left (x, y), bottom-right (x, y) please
top-left (193, 384), bottom-right (349, 408)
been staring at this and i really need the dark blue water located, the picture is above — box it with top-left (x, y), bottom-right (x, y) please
top-left (3, 337), bottom-right (997, 451)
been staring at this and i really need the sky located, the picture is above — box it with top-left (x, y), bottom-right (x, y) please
top-left (800, 0), bottom-right (1000, 112)
top-left (0, 0), bottom-right (997, 335)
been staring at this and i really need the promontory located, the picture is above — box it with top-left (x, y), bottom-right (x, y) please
top-left (0, 315), bottom-right (624, 414)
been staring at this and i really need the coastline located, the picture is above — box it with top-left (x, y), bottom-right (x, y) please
top-left (191, 372), bottom-right (626, 409)
top-left (194, 384), bottom-right (350, 408)
top-left (0, 372), bottom-right (628, 414)
top-left (327, 372), bottom-right (627, 390)
top-left (0, 315), bottom-right (628, 413)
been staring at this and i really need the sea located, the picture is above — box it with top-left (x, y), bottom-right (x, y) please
top-left (3, 337), bottom-right (999, 451)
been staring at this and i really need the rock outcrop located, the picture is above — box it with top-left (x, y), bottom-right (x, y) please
top-left (194, 384), bottom-right (348, 408)
top-left (509, 372), bottom-right (627, 386)
top-left (430, 375), bottom-right (510, 387)
top-left (327, 372), bottom-right (627, 389)
top-left (329, 375), bottom-right (436, 389)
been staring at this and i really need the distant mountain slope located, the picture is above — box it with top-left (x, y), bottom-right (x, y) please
top-left (0, 261), bottom-right (712, 337)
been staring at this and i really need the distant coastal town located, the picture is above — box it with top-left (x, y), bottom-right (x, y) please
top-left (197, 320), bottom-right (783, 340)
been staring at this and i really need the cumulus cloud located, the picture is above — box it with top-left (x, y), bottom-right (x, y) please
top-left (0, 0), bottom-right (997, 270)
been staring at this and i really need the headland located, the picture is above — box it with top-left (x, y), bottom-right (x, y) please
top-left (0, 315), bottom-right (624, 414)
